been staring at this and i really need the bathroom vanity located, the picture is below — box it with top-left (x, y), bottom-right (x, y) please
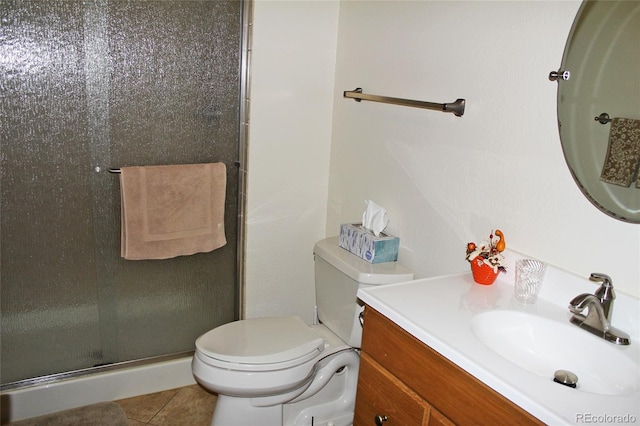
top-left (355, 306), bottom-right (541, 425)
top-left (354, 251), bottom-right (640, 425)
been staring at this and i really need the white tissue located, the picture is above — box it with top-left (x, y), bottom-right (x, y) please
top-left (362, 200), bottom-right (388, 237)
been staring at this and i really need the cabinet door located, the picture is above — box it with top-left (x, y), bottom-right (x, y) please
top-left (355, 352), bottom-right (428, 426)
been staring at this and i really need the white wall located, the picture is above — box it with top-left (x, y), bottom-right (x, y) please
top-left (327, 0), bottom-right (640, 298)
top-left (245, 0), bottom-right (339, 322)
top-left (246, 0), bottom-right (640, 324)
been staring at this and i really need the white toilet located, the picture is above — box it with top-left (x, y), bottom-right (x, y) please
top-left (192, 236), bottom-right (413, 426)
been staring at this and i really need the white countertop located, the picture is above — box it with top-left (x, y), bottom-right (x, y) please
top-left (357, 251), bottom-right (640, 425)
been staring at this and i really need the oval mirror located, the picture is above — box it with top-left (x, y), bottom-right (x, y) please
top-left (556, 0), bottom-right (640, 223)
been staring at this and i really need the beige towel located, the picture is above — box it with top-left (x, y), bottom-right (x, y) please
top-left (120, 163), bottom-right (227, 260)
top-left (599, 117), bottom-right (640, 187)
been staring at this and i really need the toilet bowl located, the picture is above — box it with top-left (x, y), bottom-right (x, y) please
top-left (192, 237), bottom-right (413, 426)
top-left (193, 317), bottom-right (359, 425)
top-left (193, 316), bottom-right (336, 399)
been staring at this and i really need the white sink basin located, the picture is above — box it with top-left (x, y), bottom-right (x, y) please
top-left (471, 310), bottom-right (639, 395)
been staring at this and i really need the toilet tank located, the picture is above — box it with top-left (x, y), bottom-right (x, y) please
top-left (313, 236), bottom-right (413, 348)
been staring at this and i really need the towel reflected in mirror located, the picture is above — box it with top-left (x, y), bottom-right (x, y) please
top-left (599, 118), bottom-right (640, 188)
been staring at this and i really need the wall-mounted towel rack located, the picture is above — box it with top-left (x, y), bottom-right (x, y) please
top-left (343, 88), bottom-right (465, 117)
top-left (595, 113), bottom-right (612, 124)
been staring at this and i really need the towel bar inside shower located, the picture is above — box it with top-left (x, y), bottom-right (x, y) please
top-left (343, 88), bottom-right (465, 117)
top-left (105, 162), bottom-right (240, 174)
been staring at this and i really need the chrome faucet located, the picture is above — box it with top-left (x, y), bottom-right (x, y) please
top-left (568, 273), bottom-right (630, 345)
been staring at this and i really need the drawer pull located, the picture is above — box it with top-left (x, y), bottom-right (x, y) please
top-left (374, 414), bottom-right (388, 425)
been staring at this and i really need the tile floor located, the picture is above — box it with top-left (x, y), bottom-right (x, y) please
top-left (115, 384), bottom-right (217, 426)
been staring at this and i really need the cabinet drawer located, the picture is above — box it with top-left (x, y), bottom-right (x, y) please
top-left (355, 352), bottom-right (428, 426)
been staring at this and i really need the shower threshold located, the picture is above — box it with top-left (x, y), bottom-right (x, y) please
top-left (0, 351), bottom-right (196, 423)
top-left (1, 351), bottom-right (194, 392)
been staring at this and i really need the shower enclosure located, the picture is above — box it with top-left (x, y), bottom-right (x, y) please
top-left (0, 0), bottom-right (246, 387)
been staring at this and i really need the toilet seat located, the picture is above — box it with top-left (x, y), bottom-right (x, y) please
top-left (195, 316), bottom-right (325, 372)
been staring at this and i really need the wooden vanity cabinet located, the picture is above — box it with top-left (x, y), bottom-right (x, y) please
top-left (354, 306), bottom-right (544, 426)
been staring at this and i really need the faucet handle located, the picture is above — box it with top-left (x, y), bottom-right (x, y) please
top-left (589, 272), bottom-right (613, 288)
top-left (590, 273), bottom-right (615, 300)
top-left (590, 272), bottom-right (615, 322)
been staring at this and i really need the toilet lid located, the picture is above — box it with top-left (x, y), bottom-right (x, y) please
top-left (195, 316), bottom-right (324, 365)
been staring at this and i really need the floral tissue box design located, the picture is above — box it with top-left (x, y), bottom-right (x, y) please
top-left (338, 223), bottom-right (399, 264)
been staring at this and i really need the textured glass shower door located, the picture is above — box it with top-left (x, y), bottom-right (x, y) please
top-left (0, 0), bottom-right (242, 385)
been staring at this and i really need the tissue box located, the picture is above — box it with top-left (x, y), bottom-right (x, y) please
top-left (338, 223), bottom-right (399, 263)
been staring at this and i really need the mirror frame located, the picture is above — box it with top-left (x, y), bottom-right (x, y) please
top-left (556, 0), bottom-right (640, 223)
